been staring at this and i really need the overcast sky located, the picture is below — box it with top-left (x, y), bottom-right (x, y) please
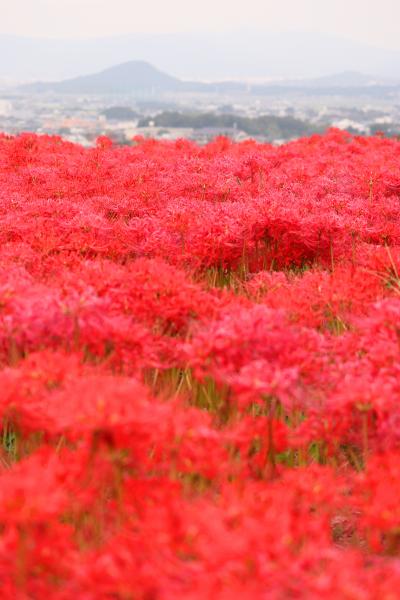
top-left (2, 0), bottom-right (400, 50)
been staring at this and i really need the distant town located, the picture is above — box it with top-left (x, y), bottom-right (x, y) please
top-left (1, 61), bottom-right (400, 145)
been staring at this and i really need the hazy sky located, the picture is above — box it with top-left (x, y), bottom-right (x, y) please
top-left (2, 0), bottom-right (400, 50)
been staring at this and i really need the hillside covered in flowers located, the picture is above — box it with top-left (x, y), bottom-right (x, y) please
top-left (1, 129), bottom-right (400, 598)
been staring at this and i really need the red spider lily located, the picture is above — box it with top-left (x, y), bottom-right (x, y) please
top-left (0, 130), bottom-right (400, 596)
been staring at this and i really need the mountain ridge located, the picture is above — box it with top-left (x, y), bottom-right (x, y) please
top-left (22, 60), bottom-right (184, 93)
top-left (18, 61), bottom-right (400, 96)
top-left (2, 30), bottom-right (400, 82)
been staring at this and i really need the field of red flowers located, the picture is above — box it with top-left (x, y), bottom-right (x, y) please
top-left (1, 129), bottom-right (400, 598)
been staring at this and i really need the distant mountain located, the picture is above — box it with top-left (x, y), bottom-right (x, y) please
top-left (2, 31), bottom-right (400, 82)
top-left (21, 61), bottom-right (183, 94)
top-left (18, 62), bottom-right (400, 97)
top-left (284, 71), bottom-right (398, 88)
